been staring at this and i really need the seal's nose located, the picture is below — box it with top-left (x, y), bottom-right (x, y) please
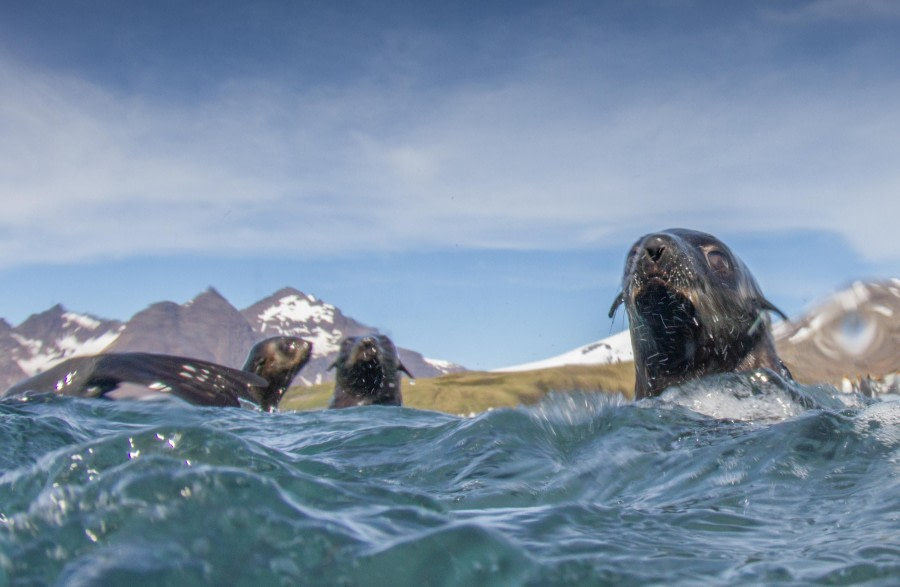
top-left (643, 236), bottom-right (669, 263)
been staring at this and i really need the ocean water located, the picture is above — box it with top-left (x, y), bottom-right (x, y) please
top-left (1, 374), bottom-right (898, 586)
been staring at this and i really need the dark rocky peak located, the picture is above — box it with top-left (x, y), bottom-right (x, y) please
top-left (15, 304), bottom-right (67, 341)
top-left (107, 290), bottom-right (257, 368)
top-left (188, 287), bottom-right (233, 310)
top-left (14, 303), bottom-right (122, 344)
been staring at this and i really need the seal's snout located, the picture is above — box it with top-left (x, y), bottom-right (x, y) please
top-left (644, 236), bottom-right (668, 263)
top-left (352, 336), bottom-right (381, 363)
top-left (282, 338), bottom-right (312, 358)
top-left (634, 234), bottom-right (682, 282)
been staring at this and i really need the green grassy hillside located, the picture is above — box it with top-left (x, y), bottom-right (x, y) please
top-left (280, 362), bottom-right (636, 414)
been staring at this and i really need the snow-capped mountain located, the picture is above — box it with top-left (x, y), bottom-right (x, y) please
top-left (774, 279), bottom-right (900, 385)
top-left (6, 304), bottom-right (124, 378)
top-left (496, 279), bottom-right (899, 385)
top-left (242, 288), bottom-right (368, 361)
top-left (0, 287), bottom-right (464, 392)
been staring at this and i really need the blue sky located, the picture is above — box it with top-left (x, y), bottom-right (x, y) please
top-left (0, 1), bottom-right (898, 370)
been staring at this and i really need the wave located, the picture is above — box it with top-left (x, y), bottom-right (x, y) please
top-left (1, 377), bottom-right (898, 585)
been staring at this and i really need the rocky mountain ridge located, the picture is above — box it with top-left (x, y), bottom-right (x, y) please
top-left (0, 287), bottom-right (464, 391)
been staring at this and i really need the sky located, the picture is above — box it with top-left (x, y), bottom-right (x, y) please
top-left (0, 0), bottom-right (898, 370)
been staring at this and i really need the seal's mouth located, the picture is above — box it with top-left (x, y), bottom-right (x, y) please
top-left (345, 359), bottom-right (386, 395)
top-left (632, 281), bottom-right (701, 360)
top-left (635, 279), bottom-right (695, 313)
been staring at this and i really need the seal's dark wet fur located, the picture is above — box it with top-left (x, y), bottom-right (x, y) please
top-left (610, 228), bottom-right (791, 399)
top-left (329, 335), bottom-right (411, 408)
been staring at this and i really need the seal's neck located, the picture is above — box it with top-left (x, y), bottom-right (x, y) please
top-left (632, 328), bottom-right (787, 399)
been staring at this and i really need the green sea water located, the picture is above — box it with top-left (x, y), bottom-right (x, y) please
top-left (1, 375), bottom-right (897, 585)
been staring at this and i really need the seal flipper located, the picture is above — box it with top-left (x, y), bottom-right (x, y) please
top-left (3, 356), bottom-right (107, 398)
top-left (89, 353), bottom-right (268, 407)
top-left (3, 353), bottom-right (268, 406)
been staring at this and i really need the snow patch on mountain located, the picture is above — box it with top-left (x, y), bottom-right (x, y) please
top-left (252, 292), bottom-right (344, 357)
top-left (258, 293), bottom-right (336, 327)
top-left (495, 329), bottom-right (633, 372)
top-left (63, 312), bottom-right (103, 331)
top-left (13, 320), bottom-right (123, 376)
top-left (424, 357), bottom-right (457, 372)
top-left (773, 278), bottom-right (899, 347)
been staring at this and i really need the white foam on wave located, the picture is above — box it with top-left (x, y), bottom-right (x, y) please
top-left (658, 371), bottom-right (812, 422)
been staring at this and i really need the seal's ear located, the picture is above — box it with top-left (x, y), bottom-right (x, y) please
top-left (398, 361), bottom-right (413, 379)
top-left (608, 292), bottom-right (624, 319)
top-left (760, 297), bottom-right (789, 322)
top-left (246, 356), bottom-right (266, 373)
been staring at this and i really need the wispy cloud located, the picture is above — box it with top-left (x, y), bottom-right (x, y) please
top-left (766, 0), bottom-right (900, 21)
top-left (0, 4), bottom-right (898, 268)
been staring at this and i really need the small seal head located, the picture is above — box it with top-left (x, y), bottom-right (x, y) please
top-left (328, 334), bottom-right (412, 409)
top-left (242, 336), bottom-right (313, 411)
top-left (609, 228), bottom-right (791, 399)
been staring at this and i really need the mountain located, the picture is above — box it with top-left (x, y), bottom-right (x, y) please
top-left (772, 279), bottom-right (900, 386)
top-left (5, 305), bottom-right (124, 380)
top-left (106, 288), bottom-right (258, 368)
top-left (0, 319), bottom-right (29, 386)
top-left (496, 279), bottom-right (899, 388)
top-left (0, 287), bottom-right (463, 392)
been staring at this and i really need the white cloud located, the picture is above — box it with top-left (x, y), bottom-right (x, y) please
top-left (0, 18), bottom-right (899, 270)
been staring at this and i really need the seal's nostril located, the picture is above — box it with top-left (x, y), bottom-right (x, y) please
top-left (645, 240), bottom-right (666, 263)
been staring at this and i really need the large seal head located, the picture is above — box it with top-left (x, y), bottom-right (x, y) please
top-left (609, 228), bottom-right (791, 399)
top-left (328, 334), bottom-right (412, 409)
top-left (242, 336), bottom-right (313, 412)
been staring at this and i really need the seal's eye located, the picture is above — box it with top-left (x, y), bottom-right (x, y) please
top-left (705, 250), bottom-right (732, 276)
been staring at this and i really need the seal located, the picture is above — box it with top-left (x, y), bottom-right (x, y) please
top-left (328, 334), bottom-right (412, 409)
top-left (241, 336), bottom-right (312, 411)
top-left (3, 336), bottom-right (312, 411)
top-left (609, 228), bottom-right (791, 399)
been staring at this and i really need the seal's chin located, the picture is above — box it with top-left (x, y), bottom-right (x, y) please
top-left (633, 280), bottom-right (701, 355)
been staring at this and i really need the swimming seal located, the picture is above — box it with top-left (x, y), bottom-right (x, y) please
top-left (609, 228), bottom-right (791, 399)
top-left (241, 336), bottom-right (312, 411)
top-left (3, 336), bottom-right (311, 411)
top-left (328, 335), bottom-right (412, 409)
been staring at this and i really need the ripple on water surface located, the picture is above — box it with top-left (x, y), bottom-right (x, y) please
top-left (0, 378), bottom-right (898, 585)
